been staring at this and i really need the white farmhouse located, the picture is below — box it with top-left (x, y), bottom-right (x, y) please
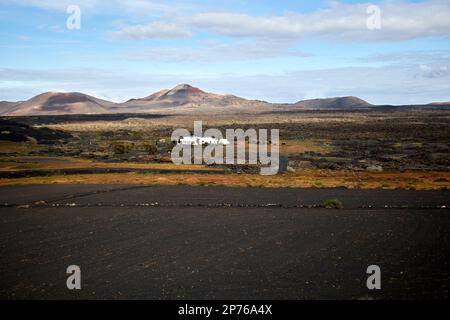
top-left (178, 136), bottom-right (230, 146)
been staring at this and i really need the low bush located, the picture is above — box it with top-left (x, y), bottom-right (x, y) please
top-left (322, 199), bottom-right (343, 209)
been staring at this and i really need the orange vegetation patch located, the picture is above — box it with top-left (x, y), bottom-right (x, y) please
top-left (0, 141), bottom-right (45, 154)
top-left (0, 157), bottom-right (220, 172)
top-left (0, 170), bottom-right (449, 190)
top-left (280, 139), bottom-right (332, 155)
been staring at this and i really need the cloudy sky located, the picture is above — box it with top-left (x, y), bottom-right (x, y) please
top-left (1, 0), bottom-right (449, 104)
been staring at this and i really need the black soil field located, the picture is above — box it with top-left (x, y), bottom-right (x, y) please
top-left (0, 185), bottom-right (449, 299)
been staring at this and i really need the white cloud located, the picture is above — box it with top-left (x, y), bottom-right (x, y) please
top-left (419, 64), bottom-right (449, 78)
top-left (0, 0), bottom-right (99, 11)
top-left (113, 1), bottom-right (450, 41)
top-left (6, 0), bottom-right (450, 41)
top-left (123, 40), bottom-right (311, 62)
top-left (361, 50), bottom-right (450, 64)
top-left (114, 21), bottom-right (191, 39)
top-left (1, 0), bottom-right (194, 17)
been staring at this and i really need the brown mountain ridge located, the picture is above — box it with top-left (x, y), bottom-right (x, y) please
top-left (1, 84), bottom-right (446, 116)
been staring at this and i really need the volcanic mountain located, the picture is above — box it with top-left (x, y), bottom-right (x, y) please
top-left (3, 92), bottom-right (117, 116)
top-left (140, 84), bottom-right (207, 104)
top-left (0, 101), bottom-right (22, 114)
top-left (428, 102), bottom-right (450, 106)
top-left (293, 96), bottom-right (372, 109)
top-left (0, 84), bottom-right (384, 116)
top-left (124, 84), bottom-right (268, 110)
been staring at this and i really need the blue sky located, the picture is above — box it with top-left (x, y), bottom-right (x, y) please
top-left (1, 0), bottom-right (449, 104)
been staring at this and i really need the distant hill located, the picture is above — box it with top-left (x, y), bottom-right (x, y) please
top-left (293, 96), bottom-right (372, 109)
top-left (428, 102), bottom-right (450, 106)
top-left (0, 101), bottom-right (22, 114)
top-left (4, 92), bottom-right (117, 116)
top-left (1, 84), bottom-right (446, 116)
top-left (123, 84), bottom-right (268, 111)
top-left (140, 84), bottom-right (208, 104)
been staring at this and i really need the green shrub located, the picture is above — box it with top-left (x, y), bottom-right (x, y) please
top-left (112, 142), bottom-right (133, 154)
top-left (322, 199), bottom-right (343, 209)
top-left (143, 142), bottom-right (158, 155)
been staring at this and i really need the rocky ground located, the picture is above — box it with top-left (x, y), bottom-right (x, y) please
top-left (0, 185), bottom-right (449, 299)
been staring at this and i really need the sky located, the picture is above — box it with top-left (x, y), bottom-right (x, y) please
top-left (0, 0), bottom-right (449, 105)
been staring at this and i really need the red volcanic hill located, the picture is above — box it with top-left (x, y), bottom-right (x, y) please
top-left (429, 102), bottom-right (450, 106)
top-left (6, 83), bottom-right (446, 116)
top-left (293, 96), bottom-right (372, 109)
top-left (0, 85), bottom-right (270, 115)
top-left (0, 101), bottom-right (22, 114)
top-left (142, 84), bottom-right (206, 103)
top-left (4, 92), bottom-right (117, 116)
top-left (124, 83), bottom-right (265, 110)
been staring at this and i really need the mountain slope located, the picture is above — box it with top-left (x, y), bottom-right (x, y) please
top-left (141, 84), bottom-right (206, 104)
top-left (428, 102), bottom-right (450, 106)
top-left (3, 92), bottom-right (117, 116)
top-left (123, 84), bottom-right (269, 111)
top-left (0, 85), bottom-right (381, 116)
top-left (0, 101), bottom-right (22, 114)
top-left (293, 96), bottom-right (372, 109)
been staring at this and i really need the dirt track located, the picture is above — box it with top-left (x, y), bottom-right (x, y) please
top-left (0, 185), bottom-right (449, 299)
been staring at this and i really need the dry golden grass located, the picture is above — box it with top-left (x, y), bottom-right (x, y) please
top-left (280, 139), bottom-right (332, 155)
top-left (0, 141), bottom-right (45, 154)
top-left (40, 119), bottom-right (161, 132)
top-left (37, 112), bottom-right (385, 133)
top-left (1, 170), bottom-right (449, 190)
top-left (0, 156), bottom-right (221, 171)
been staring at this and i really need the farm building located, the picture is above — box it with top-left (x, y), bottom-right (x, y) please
top-left (178, 136), bottom-right (230, 146)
